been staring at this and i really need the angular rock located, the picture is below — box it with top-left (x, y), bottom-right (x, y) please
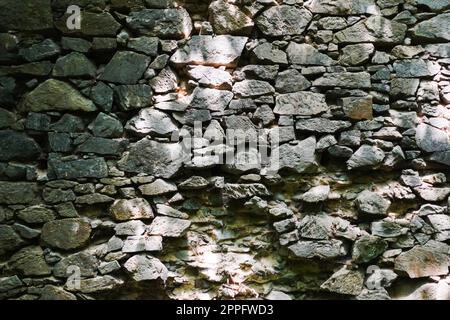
top-left (122, 235), bottom-right (163, 253)
top-left (118, 139), bottom-right (186, 178)
top-left (124, 255), bottom-right (168, 282)
top-left (100, 51), bottom-right (150, 85)
top-left (209, 0), bottom-right (254, 36)
top-left (223, 183), bottom-right (271, 200)
top-left (395, 246), bottom-right (449, 278)
top-left (342, 96), bottom-right (373, 120)
top-left (300, 186), bottom-right (330, 203)
top-left (149, 67), bottom-right (178, 94)
top-left (18, 206), bottom-right (55, 224)
top-left (313, 72), bottom-right (371, 88)
top-left (128, 36), bottom-right (159, 56)
top-left (8, 246), bottom-right (51, 276)
top-left (296, 118), bottom-right (352, 133)
top-left (20, 79), bottom-right (97, 112)
top-left (287, 43), bottom-right (334, 66)
top-left (321, 267), bottom-right (364, 296)
top-left (390, 78), bottom-right (420, 98)
top-left (355, 191), bottom-right (391, 216)
top-left (114, 220), bottom-right (147, 236)
top-left (253, 42), bottom-right (288, 65)
top-left (256, 5), bottom-right (312, 37)
top-left (275, 69), bottom-right (311, 93)
top-left (233, 80), bottom-right (274, 98)
top-left (53, 252), bottom-right (99, 278)
top-left (340, 44), bottom-right (375, 66)
top-left (52, 52), bottom-right (96, 78)
top-left (39, 285), bottom-right (76, 300)
top-left (75, 193), bottom-right (115, 205)
top-left (0, 130), bottom-right (41, 162)
top-left (352, 235), bottom-right (388, 263)
top-left (110, 198), bottom-right (154, 221)
top-left (371, 220), bottom-right (405, 237)
top-left (414, 187), bottom-right (450, 202)
top-left (416, 123), bottom-right (450, 153)
top-left (187, 66), bottom-right (232, 90)
top-left (41, 218), bottom-right (91, 250)
top-left (179, 176), bottom-right (209, 190)
top-left (126, 8), bottom-right (192, 39)
top-left (48, 158), bottom-right (108, 180)
top-left (269, 137), bottom-right (318, 174)
top-left (0, 182), bottom-right (40, 205)
top-left (147, 216), bottom-right (191, 237)
top-left (126, 109), bottom-right (177, 137)
top-left (274, 92), bottom-right (327, 116)
top-left (334, 16), bottom-right (407, 44)
top-left (171, 35), bottom-right (248, 67)
top-left (68, 276), bottom-right (123, 293)
top-left (413, 13), bottom-right (450, 41)
top-left (139, 179), bottom-right (177, 196)
top-left (393, 59), bottom-right (440, 78)
top-left (190, 87), bottom-right (233, 111)
top-left (77, 137), bottom-right (126, 156)
top-left (89, 113), bottom-right (123, 138)
top-left (347, 145), bottom-right (385, 170)
top-left (288, 240), bottom-right (348, 259)
top-left (0, 225), bottom-right (24, 255)
top-left (20, 39), bottom-right (60, 62)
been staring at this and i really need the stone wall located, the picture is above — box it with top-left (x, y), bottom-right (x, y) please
top-left (0, 0), bottom-right (450, 300)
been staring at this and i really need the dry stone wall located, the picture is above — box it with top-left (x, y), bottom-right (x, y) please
top-left (0, 0), bottom-right (450, 300)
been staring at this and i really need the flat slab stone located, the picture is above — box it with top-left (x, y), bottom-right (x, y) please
top-left (395, 246), bottom-right (449, 278)
top-left (41, 218), bottom-right (91, 251)
top-left (256, 5), bottom-right (312, 37)
top-left (147, 216), bottom-right (191, 237)
top-left (0, 182), bottom-right (40, 205)
top-left (274, 92), bottom-right (328, 116)
top-left (124, 255), bottom-right (168, 282)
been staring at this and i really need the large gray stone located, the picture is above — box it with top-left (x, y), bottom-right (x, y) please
top-left (275, 69), bottom-right (311, 93)
top-left (126, 108), bottom-right (178, 136)
top-left (413, 13), bottom-right (450, 41)
top-left (209, 0), bottom-right (254, 36)
top-left (126, 8), bottom-right (192, 39)
top-left (110, 198), bottom-right (154, 221)
top-left (20, 80), bottom-right (97, 112)
top-left (53, 252), bottom-right (99, 278)
top-left (171, 35), bottom-right (248, 67)
top-left (334, 16), bottom-right (407, 44)
top-left (352, 235), bottom-right (388, 263)
top-left (313, 72), bottom-right (371, 88)
top-left (48, 158), bottom-right (108, 180)
top-left (0, 182), bottom-right (40, 205)
top-left (340, 44), bottom-right (375, 66)
top-left (269, 137), bottom-right (318, 174)
top-left (147, 216), bottom-right (191, 237)
top-left (118, 138), bottom-right (186, 178)
top-left (52, 52), bottom-right (96, 78)
top-left (56, 12), bottom-right (121, 37)
top-left (321, 267), bottom-right (364, 296)
top-left (100, 51), bottom-right (151, 84)
top-left (190, 87), bottom-right (233, 111)
top-left (355, 191), bottom-right (391, 216)
top-left (296, 118), bottom-right (352, 133)
top-left (233, 80), bottom-right (275, 98)
top-left (124, 255), bottom-right (168, 282)
top-left (393, 59), bottom-right (440, 77)
top-left (395, 246), bottom-right (449, 278)
top-left (287, 43), bottom-right (334, 66)
top-left (114, 85), bottom-right (153, 111)
top-left (416, 123), bottom-right (450, 153)
top-left (274, 92), bottom-right (328, 116)
top-left (256, 5), bottom-right (313, 36)
top-left (288, 240), bottom-right (348, 259)
top-left (8, 246), bottom-right (51, 276)
top-left (41, 219), bottom-right (91, 250)
top-left (347, 145), bottom-right (385, 170)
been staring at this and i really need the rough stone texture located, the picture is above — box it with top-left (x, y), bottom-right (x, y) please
top-left (126, 8), bottom-right (192, 39)
top-left (256, 5), bottom-right (313, 37)
top-left (41, 219), bottom-right (91, 250)
top-left (1, 0), bottom-right (450, 302)
top-left (20, 80), bottom-right (97, 112)
top-left (170, 35), bottom-right (248, 67)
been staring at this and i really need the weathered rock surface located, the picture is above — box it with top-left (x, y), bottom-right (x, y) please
top-left (41, 219), bottom-right (91, 250)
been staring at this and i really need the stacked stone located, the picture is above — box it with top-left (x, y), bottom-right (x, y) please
top-left (0, 0), bottom-right (449, 300)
